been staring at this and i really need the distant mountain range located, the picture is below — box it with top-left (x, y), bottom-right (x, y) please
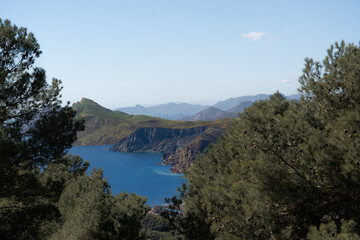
top-left (213, 94), bottom-right (269, 111)
top-left (213, 94), bottom-right (301, 111)
top-left (116, 93), bottom-right (302, 121)
top-left (72, 98), bottom-right (231, 172)
top-left (72, 98), bottom-right (211, 145)
top-left (72, 94), bottom-right (302, 172)
top-left (191, 107), bottom-right (234, 121)
top-left (116, 102), bottom-right (209, 120)
top-left (190, 100), bottom-right (255, 121)
top-left (227, 100), bottom-right (254, 113)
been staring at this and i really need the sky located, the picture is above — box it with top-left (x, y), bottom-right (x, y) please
top-left (1, 0), bottom-right (359, 109)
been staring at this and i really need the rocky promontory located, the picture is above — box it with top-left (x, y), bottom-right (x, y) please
top-left (110, 126), bottom-right (225, 173)
top-left (162, 127), bottom-right (224, 173)
top-left (110, 126), bottom-right (208, 152)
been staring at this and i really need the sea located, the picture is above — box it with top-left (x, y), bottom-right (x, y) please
top-left (68, 145), bottom-right (186, 207)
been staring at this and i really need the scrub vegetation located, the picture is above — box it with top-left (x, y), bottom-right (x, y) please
top-left (1, 18), bottom-right (360, 239)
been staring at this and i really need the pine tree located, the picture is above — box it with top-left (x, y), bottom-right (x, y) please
top-left (0, 19), bottom-right (150, 239)
top-left (181, 41), bottom-right (360, 239)
top-left (0, 18), bottom-right (84, 239)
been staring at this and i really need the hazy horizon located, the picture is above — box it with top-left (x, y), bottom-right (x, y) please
top-left (1, 0), bottom-right (359, 109)
top-left (81, 92), bottom-right (299, 110)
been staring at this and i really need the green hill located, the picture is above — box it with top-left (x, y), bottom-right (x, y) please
top-left (72, 98), bottom-right (228, 145)
top-left (72, 98), bottom-right (131, 120)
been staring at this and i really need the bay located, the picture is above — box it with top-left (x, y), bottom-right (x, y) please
top-left (68, 145), bottom-right (186, 207)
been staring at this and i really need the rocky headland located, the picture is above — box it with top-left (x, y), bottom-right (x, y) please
top-left (110, 126), bottom-right (226, 173)
top-left (72, 98), bottom-right (231, 172)
top-left (162, 127), bottom-right (224, 173)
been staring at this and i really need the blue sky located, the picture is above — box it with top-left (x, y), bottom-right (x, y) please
top-left (1, 0), bottom-right (359, 108)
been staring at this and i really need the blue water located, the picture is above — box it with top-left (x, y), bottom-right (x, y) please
top-left (68, 145), bottom-right (186, 207)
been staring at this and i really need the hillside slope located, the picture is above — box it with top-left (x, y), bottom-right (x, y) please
top-left (191, 107), bottom-right (227, 121)
top-left (190, 101), bottom-right (254, 121)
top-left (227, 100), bottom-right (253, 113)
top-left (213, 94), bottom-right (301, 111)
top-left (213, 94), bottom-right (269, 111)
top-left (110, 126), bottom-right (208, 153)
top-left (72, 98), bottom-right (232, 172)
top-left (72, 98), bottom-right (211, 145)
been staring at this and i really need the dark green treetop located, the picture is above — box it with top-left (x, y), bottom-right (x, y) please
top-left (176, 41), bottom-right (360, 239)
top-left (0, 19), bottom-right (149, 240)
top-left (0, 18), bottom-right (85, 239)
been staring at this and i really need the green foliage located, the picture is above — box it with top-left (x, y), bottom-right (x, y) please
top-left (49, 166), bottom-right (150, 240)
top-left (0, 19), bottom-right (150, 239)
top-left (0, 18), bottom-right (83, 239)
top-left (141, 214), bottom-right (181, 240)
top-left (307, 220), bottom-right (360, 240)
top-left (72, 98), bottom-right (132, 120)
top-left (95, 191), bottom-right (150, 240)
top-left (179, 41), bottom-right (360, 239)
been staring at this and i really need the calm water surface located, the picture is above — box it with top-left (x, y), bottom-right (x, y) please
top-left (68, 145), bottom-right (186, 207)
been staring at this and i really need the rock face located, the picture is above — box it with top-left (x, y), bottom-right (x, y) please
top-left (110, 126), bottom-right (208, 153)
top-left (162, 127), bottom-right (224, 173)
top-left (72, 97), bottom-right (213, 146)
top-left (110, 126), bottom-right (225, 173)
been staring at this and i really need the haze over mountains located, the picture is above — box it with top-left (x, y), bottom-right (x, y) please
top-left (72, 93), bottom-right (301, 172)
top-left (116, 102), bottom-right (209, 120)
top-left (72, 98), bottom-right (231, 172)
top-left (191, 101), bottom-right (254, 121)
top-left (117, 94), bottom-right (302, 121)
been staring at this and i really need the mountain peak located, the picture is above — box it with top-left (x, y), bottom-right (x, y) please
top-left (80, 97), bottom-right (98, 105)
top-left (73, 97), bottom-right (130, 119)
top-left (74, 97), bottom-right (103, 109)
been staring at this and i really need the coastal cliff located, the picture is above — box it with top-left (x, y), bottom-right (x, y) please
top-left (162, 127), bottom-right (224, 173)
top-left (110, 126), bottom-right (208, 153)
top-left (72, 98), bottom-right (231, 172)
top-left (110, 126), bottom-right (225, 173)
top-left (73, 98), bottom-right (221, 145)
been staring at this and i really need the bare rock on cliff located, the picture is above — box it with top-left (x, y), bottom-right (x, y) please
top-left (110, 126), bottom-right (226, 173)
top-left (110, 126), bottom-right (208, 153)
top-left (163, 127), bottom-right (225, 173)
